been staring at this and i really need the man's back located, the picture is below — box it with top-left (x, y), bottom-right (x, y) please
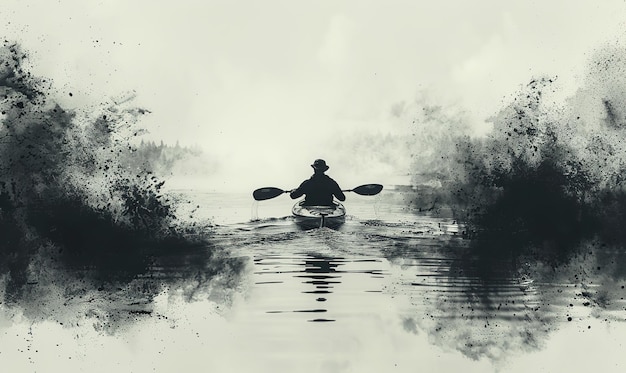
top-left (290, 173), bottom-right (345, 206)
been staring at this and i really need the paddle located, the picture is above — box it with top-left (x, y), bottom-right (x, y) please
top-left (252, 187), bottom-right (289, 201)
top-left (343, 184), bottom-right (383, 196)
top-left (253, 184), bottom-right (383, 201)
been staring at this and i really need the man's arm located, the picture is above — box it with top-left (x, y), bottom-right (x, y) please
top-left (290, 181), bottom-right (307, 199)
top-left (333, 181), bottom-right (346, 201)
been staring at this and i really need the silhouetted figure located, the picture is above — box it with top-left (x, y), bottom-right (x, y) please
top-left (290, 159), bottom-right (346, 206)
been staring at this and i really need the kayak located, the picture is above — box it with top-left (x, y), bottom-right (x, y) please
top-left (292, 200), bottom-right (346, 229)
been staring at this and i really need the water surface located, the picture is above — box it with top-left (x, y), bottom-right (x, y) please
top-left (2, 189), bottom-right (625, 372)
top-left (179, 190), bottom-right (626, 371)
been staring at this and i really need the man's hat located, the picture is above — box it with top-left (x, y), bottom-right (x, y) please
top-left (311, 159), bottom-right (329, 172)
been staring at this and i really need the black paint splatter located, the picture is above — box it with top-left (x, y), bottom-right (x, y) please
top-left (422, 48), bottom-right (626, 272)
top-left (397, 46), bottom-right (626, 360)
top-left (0, 42), bottom-right (244, 331)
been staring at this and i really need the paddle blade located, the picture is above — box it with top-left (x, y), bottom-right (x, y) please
top-left (351, 184), bottom-right (383, 196)
top-left (253, 187), bottom-right (286, 201)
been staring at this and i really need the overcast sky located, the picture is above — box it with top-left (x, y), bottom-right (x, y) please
top-left (2, 1), bottom-right (625, 190)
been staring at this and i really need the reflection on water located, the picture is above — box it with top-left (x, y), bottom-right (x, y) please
top-left (253, 254), bottom-right (387, 322)
top-left (3, 191), bottom-right (626, 372)
top-left (225, 223), bottom-right (546, 361)
top-left (204, 189), bottom-right (626, 365)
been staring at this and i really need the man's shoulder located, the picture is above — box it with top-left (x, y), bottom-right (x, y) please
top-left (323, 175), bottom-right (339, 185)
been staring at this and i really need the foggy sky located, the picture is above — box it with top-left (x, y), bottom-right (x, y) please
top-left (1, 0), bottom-right (625, 190)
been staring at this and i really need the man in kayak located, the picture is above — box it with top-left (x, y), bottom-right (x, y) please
top-left (290, 159), bottom-right (346, 206)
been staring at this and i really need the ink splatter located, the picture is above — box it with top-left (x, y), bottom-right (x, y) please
top-left (383, 45), bottom-right (626, 361)
top-left (0, 42), bottom-right (244, 331)
top-left (443, 47), bottom-right (626, 270)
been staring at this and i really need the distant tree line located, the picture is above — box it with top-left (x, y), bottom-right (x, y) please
top-left (121, 140), bottom-right (218, 177)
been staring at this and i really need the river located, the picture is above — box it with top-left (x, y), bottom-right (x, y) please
top-left (1, 188), bottom-right (625, 372)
